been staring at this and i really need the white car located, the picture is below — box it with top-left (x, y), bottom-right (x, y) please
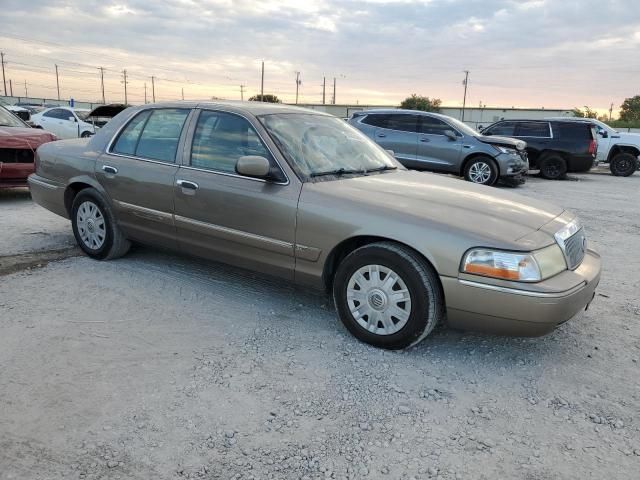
top-left (30, 107), bottom-right (96, 140)
top-left (546, 117), bottom-right (639, 177)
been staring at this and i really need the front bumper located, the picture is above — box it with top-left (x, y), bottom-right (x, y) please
top-left (441, 248), bottom-right (601, 336)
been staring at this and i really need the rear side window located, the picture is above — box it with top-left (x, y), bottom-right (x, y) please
top-left (555, 122), bottom-right (592, 140)
top-left (111, 108), bottom-right (190, 162)
top-left (190, 110), bottom-right (272, 174)
top-left (515, 122), bottom-right (551, 137)
top-left (485, 121), bottom-right (516, 136)
top-left (361, 114), bottom-right (391, 128)
top-left (386, 114), bottom-right (418, 133)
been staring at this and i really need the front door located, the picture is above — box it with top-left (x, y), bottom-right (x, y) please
top-left (416, 115), bottom-right (463, 171)
top-left (173, 109), bottom-right (300, 280)
top-left (38, 108), bottom-right (71, 139)
top-left (95, 107), bottom-right (192, 248)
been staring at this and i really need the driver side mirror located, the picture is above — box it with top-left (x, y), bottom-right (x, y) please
top-left (236, 155), bottom-right (271, 179)
top-left (385, 149), bottom-right (395, 157)
top-left (444, 130), bottom-right (457, 141)
top-left (68, 116), bottom-right (76, 122)
top-left (598, 130), bottom-right (608, 139)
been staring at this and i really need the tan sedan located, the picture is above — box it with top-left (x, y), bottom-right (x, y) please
top-left (28, 102), bottom-right (601, 349)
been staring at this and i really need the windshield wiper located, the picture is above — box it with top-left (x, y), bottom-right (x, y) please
top-left (366, 165), bottom-right (397, 173)
top-left (310, 168), bottom-right (365, 177)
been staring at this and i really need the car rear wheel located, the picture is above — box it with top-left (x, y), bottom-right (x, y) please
top-left (332, 242), bottom-right (444, 350)
top-left (609, 153), bottom-right (636, 177)
top-left (71, 188), bottom-right (130, 260)
top-left (538, 153), bottom-right (567, 180)
top-left (463, 157), bottom-right (498, 186)
top-left (81, 131), bottom-right (92, 138)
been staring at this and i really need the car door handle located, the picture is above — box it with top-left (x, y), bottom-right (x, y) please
top-left (377, 133), bottom-right (386, 138)
top-left (420, 138), bottom-right (430, 143)
top-left (176, 179), bottom-right (199, 190)
top-left (102, 165), bottom-right (118, 174)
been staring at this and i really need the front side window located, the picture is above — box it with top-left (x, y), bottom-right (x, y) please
top-left (418, 116), bottom-right (451, 135)
top-left (361, 114), bottom-right (391, 128)
top-left (260, 113), bottom-right (397, 178)
top-left (515, 122), bottom-right (551, 137)
top-left (485, 121), bottom-right (516, 136)
top-left (44, 108), bottom-right (70, 120)
top-left (111, 108), bottom-right (189, 162)
top-left (190, 110), bottom-right (272, 174)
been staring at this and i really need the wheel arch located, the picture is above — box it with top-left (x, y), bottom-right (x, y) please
top-left (607, 144), bottom-right (640, 162)
top-left (460, 152), bottom-right (498, 176)
top-left (322, 235), bottom-right (442, 295)
top-left (63, 176), bottom-right (109, 216)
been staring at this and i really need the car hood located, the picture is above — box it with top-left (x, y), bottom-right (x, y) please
top-left (617, 131), bottom-right (640, 143)
top-left (0, 126), bottom-right (56, 149)
top-left (303, 170), bottom-right (565, 247)
top-left (476, 135), bottom-right (527, 151)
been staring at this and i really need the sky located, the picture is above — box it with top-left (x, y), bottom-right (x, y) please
top-left (0, 0), bottom-right (639, 114)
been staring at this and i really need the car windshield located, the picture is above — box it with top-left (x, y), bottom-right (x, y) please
top-left (445, 116), bottom-right (480, 137)
top-left (75, 110), bottom-right (90, 121)
top-left (590, 118), bottom-right (617, 134)
top-left (0, 106), bottom-right (28, 127)
top-left (260, 113), bottom-right (397, 178)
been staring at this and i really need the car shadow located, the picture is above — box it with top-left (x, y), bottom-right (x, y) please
top-left (0, 187), bottom-right (31, 201)
top-left (118, 244), bottom-right (568, 372)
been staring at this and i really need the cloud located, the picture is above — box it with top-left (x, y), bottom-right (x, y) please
top-left (0, 0), bottom-right (638, 110)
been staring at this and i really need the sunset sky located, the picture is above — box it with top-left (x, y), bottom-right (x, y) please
top-left (1, 0), bottom-right (639, 114)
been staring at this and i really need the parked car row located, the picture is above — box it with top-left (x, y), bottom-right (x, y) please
top-left (27, 101), bottom-right (601, 349)
top-left (349, 109), bottom-right (639, 184)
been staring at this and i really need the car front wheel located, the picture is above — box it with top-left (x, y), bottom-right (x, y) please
top-left (71, 188), bottom-right (130, 260)
top-left (609, 152), bottom-right (637, 177)
top-left (463, 157), bottom-right (498, 186)
top-left (333, 242), bottom-right (444, 350)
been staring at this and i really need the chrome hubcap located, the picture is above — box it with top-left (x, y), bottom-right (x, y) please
top-left (346, 264), bottom-right (412, 336)
top-left (76, 201), bottom-right (106, 250)
top-left (469, 161), bottom-right (492, 184)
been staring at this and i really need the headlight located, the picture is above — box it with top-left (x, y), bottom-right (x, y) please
top-left (461, 245), bottom-right (566, 282)
top-left (492, 145), bottom-right (517, 155)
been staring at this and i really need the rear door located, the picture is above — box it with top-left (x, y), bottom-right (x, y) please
top-left (95, 107), bottom-right (192, 249)
top-left (415, 115), bottom-right (463, 171)
top-left (372, 113), bottom-right (418, 164)
top-left (173, 108), bottom-right (300, 280)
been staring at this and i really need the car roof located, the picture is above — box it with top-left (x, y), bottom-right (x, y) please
top-left (129, 100), bottom-right (332, 117)
top-left (353, 109), bottom-right (454, 122)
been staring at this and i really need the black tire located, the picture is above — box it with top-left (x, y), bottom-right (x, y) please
top-left (332, 242), bottom-right (445, 350)
top-left (538, 153), bottom-right (567, 180)
top-left (81, 131), bottom-right (92, 138)
top-left (463, 156), bottom-right (499, 186)
top-left (609, 153), bottom-right (636, 177)
top-left (71, 188), bottom-right (130, 260)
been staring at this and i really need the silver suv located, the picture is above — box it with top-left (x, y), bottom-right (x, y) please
top-left (349, 109), bottom-right (529, 186)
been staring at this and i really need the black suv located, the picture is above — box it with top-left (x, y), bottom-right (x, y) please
top-left (480, 120), bottom-right (597, 179)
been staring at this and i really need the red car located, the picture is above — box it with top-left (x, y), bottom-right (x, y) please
top-left (0, 105), bottom-right (57, 188)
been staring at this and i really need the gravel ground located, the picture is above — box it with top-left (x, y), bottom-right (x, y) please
top-left (1, 169), bottom-right (639, 480)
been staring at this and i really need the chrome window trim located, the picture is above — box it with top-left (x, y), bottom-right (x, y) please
top-left (105, 106), bottom-right (192, 165)
top-left (185, 107), bottom-right (290, 186)
top-left (459, 279), bottom-right (586, 298)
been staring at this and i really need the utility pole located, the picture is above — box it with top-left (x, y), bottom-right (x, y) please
top-left (151, 76), bottom-right (156, 103)
top-left (99, 67), bottom-right (106, 104)
top-left (122, 69), bottom-right (128, 104)
top-left (181, 87), bottom-right (184, 100)
top-left (1, 52), bottom-right (6, 96)
top-left (609, 102), bottom-right (614, 121)
top-left (24, 80), bottom-right (28, 97)
top-left (9, 79), bottom-right (13, 96)
top-left (260, 61), bottom-right (264, 100)
top-left (144, 83), bottom-right (147, 104)
top-left (55, 64), bottom-right (61, 100)
top-left (332, 77), bottom-right (336, 105)
top-left (322, 77), bottom-right (326, 105)
top-left (240, 84), bottom-right (246, 101)
top-left (295, 71), bottom-right (301, 104)
top-left (461, 70), bottom-right (469, 122)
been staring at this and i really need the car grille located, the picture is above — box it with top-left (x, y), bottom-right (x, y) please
top-left (562, 228), bottom-right (586, 270)
top-left (0, 148), bottom-right (35, 164)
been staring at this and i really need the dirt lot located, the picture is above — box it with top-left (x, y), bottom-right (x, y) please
top-left (1, 169), bottom-right (639, 480)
